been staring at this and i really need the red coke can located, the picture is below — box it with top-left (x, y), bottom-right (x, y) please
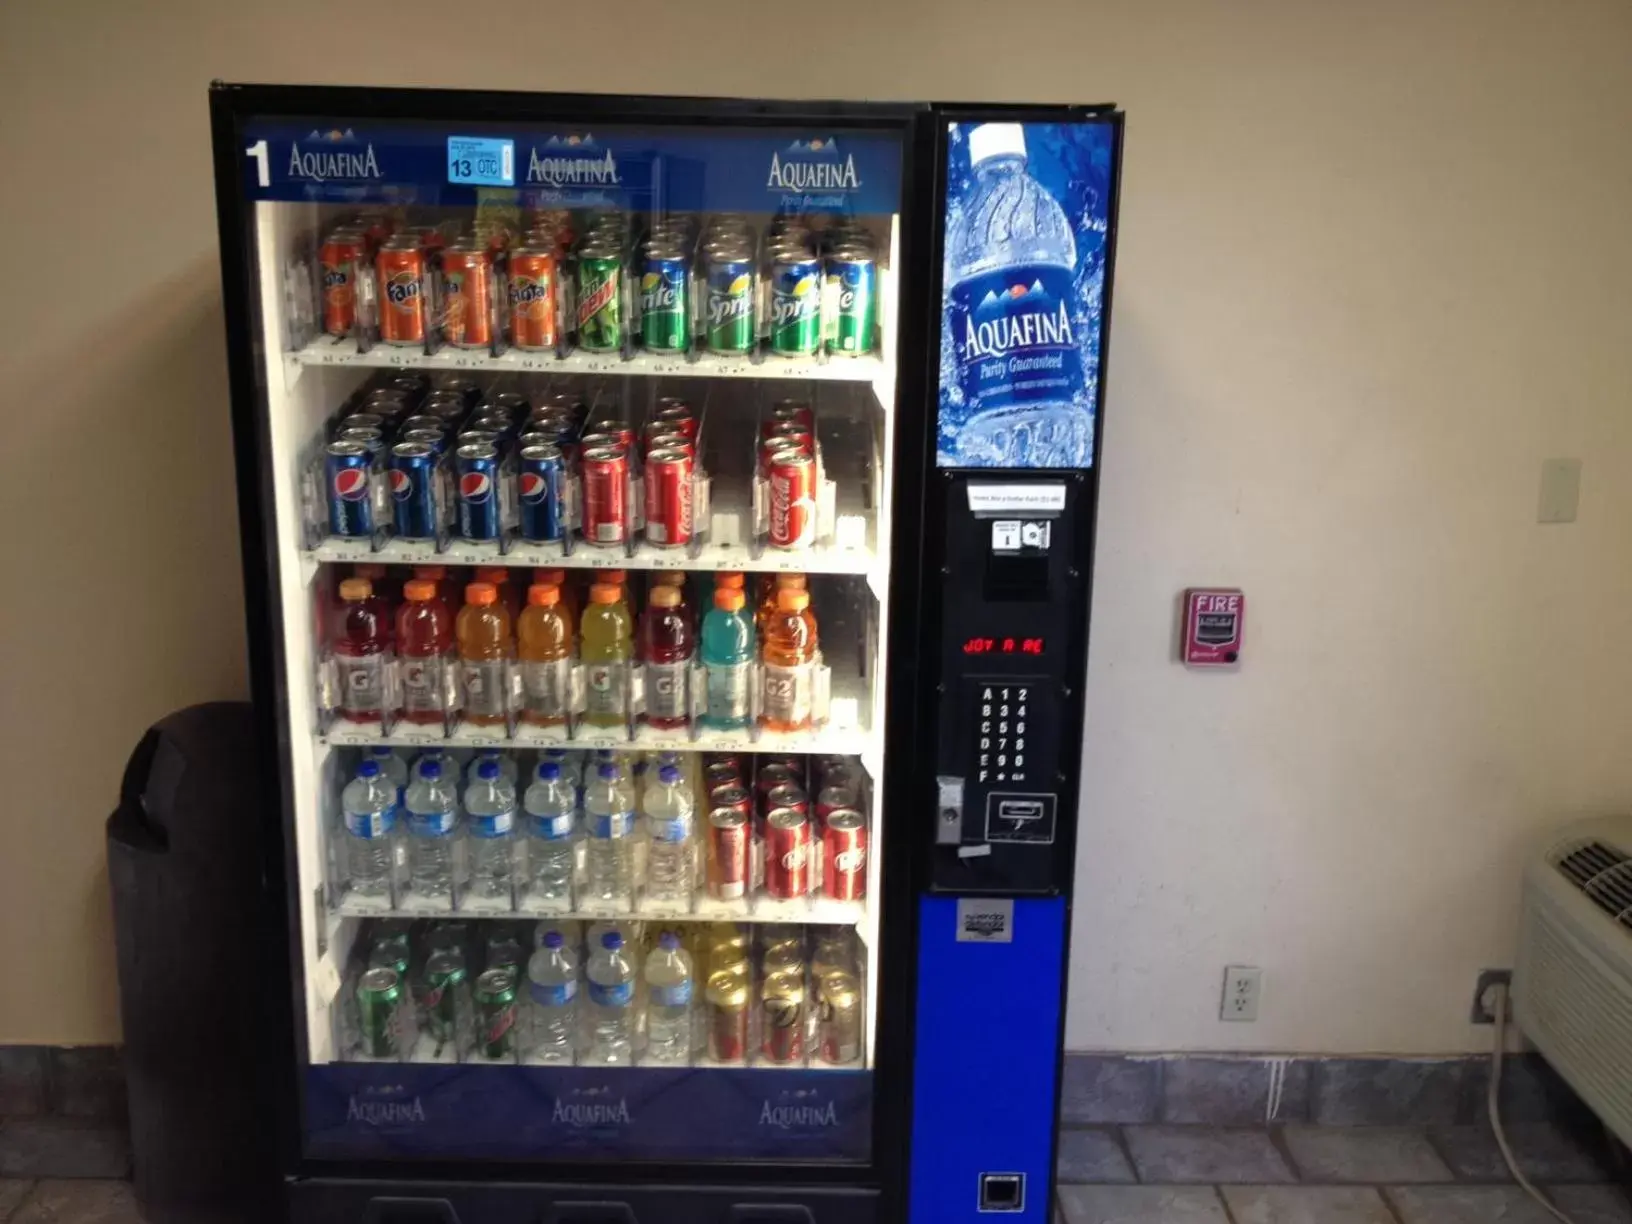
top-left (707, 807), bottom-right (751, 900)
top-left (765, 807), bottom-right (812, 899)
top-left (768, 450), bottom-right (817, 550)
top-left (822, 809), bottom-right (867, 900)
top-left (644, 447), bottom-right (694, 547)
top-left (653, 403), bottom-right (698, 438)
top-left (582, 446), bottom-right (629, 545)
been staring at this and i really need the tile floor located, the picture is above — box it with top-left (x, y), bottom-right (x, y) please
top-left (1058, 1118), bottom-right (1632, 1223)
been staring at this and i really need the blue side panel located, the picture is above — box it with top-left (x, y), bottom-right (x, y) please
top-left (910, 896), bottom-right (1066, 1224)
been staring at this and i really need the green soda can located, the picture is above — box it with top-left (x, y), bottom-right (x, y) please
top-left (770, 253), bottom-right (823, 358)
top-left (640, 245), bottom-right (689, 352)
top-left (706, 252), bottom-right (756, 355)
top-left (473, 967), bottom-right (519, 1061)
top-left (826, 247), bottom-right (877, 356)
top-left (356, 966), bottom-right (405, 1060)
top-left (576, 247), bottom-right (623, 352)
top-left (416, 947), bottom-right (467, 1052)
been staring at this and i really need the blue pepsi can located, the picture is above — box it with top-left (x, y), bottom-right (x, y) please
top-left (456, 442), bottom-right (501, 541)
top-left (338, 425), bottom-right (386, 459)
top-left (518, 444), bottom-right (566, 543)
top-left (457, 429), bottom-right (504, 453)
top-left (325, 440), bottom-right (374, 537)
top-left (389, 442), bottom-right (439, 539)
top-left (400, 427), bottom-right (447, 455)
top-left (419, 392), bottom-right (468, 422)
top-left (341, 411), bottom-right (386, 433)
top-left (399, 414), bottom-right (447, 435)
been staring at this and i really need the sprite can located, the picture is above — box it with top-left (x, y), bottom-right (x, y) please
top-left (473, 967), bottom-right (519, 1061)
top-left (826, 247), bottom-right (876, 356)
top-left (576, 247), bottom-right (623, 352)
top-left (640, 245), bottom-right (690, 352)
top-left (416, 947), bottom-right (467, 1052)
top-left (356, 966), bottom-right (405, 1060)
top-left (706, 252), bottom-right (756, 355)
top-left (770, 253), bottom-right (823, 358)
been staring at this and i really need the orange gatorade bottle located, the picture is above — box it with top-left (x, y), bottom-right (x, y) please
top-left (457, 581), bottom-right (512, 727)
top-left (518, 583), bottom-right (574, 728)
top-left (760, 588), bottom-right (818, 733)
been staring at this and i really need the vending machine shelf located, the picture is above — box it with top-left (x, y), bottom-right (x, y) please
top-left (334, 897), bottom-right (866, 927)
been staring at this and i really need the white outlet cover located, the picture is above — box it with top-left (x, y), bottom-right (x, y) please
top-left (1221, 965), bottom-right (1262, 1022)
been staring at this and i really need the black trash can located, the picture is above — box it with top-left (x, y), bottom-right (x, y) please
top-left (107, 702), bottom-right (278, 1223)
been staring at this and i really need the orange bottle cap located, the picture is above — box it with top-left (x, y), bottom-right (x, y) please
top-left (339, 578), bottom-right (372, 601)
top-left (404, 580), bottom-right (436, 601)
top-left (775, 573), bottom-right (808, 589)
top-left (534, 568), bottom-right (566, 585)
top-left (466, 582), bottom-right (498, 605)
top-left (355, 563), bottom-right (386, 579)
top-left (413, 565), bottom-right (447, 580)
top-left (596, 569), bottom-right (627, 585)
top-left (477, 566), bottom-right (509, 584)
top-left (650, 585), bottom-right (681, 608)
top-left (716, 572), bottom-right (745, 590)
top-left (528, 583), bottom-right (560, 607)
top-left (777, 588), bottom-right (811, 612)
top-left (714, 587), bottom-right (746, 611)
top-left (653, 571), bottom-right (684, 587)
top-left (590, 583), bottom-right (620, 605)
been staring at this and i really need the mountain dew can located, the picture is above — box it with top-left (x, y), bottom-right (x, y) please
top-left (640, 247), bottom-right (689, 352)
top-left (826, 247), bottom-right (876, 356)
top-left (706, 253), bottom-right (756, 354)
top-left (576, 247), bottom-right (623, 352)
top-left (770, 254), bottom-right (823, 357)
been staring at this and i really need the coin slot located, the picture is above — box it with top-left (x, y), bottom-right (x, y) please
top-left (978, 1172), bottom-right (1025, 1213)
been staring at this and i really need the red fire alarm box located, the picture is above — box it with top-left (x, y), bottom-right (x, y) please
top-left (1183, 589), bottom-right (1244, 667)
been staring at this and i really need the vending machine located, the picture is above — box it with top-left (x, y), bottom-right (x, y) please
top-left (209, 82), bottom-right (1120, 1224)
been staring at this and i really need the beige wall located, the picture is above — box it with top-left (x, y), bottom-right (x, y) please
top-left (2, 0), bottom-right (1628, 1049)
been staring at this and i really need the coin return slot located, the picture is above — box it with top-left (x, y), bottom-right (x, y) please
top-left (978, 1172), bottom-right (1025, 1213)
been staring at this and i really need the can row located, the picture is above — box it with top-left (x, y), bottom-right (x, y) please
top-left (311, 207), bottom-right (879, 363)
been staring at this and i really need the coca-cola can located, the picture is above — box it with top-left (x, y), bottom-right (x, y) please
top-left (766, 783), bottom-right (809, 817)
top-left (768, 399), bottom-right (814, 429)
top-left (710, 784), bottom-right (753, 821)
top-left (645, 429), bottom-right (696, 459)
top-left (581, 446), bottom-right (629, 545)
top-left (768, 450), bottom-right (817, 550)
top-left (756, 762), bottom-right (804, 800)
top-left (652, 402), bottom-right (698, 438)
top-left (643, 447), bottom-right (694, 547)
top-left (764, 420), bottom-right (814, 453)
top-left (758, 435), bottom-right (807, 478)
top-left (765, 807), bottom-right (811, 899)
top-left (587, 418), bottom-right (637, 448)
top-left (823, 808), bottom-right (867, 900)
top-left (707, 807), bottom-right (751, 900)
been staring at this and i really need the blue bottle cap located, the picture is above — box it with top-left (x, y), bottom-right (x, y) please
top-left (601, 932), bottom-right (623, 950)
top-left (537, 761), bottom-right (561, 781)
top-left (658, 764), bottom-right (682, 786)
top-left (478, 760), bottom-right (500, 780)
top-left (543, 931), bottom-right (564, 949)
top-left (598, 763), bottom-right (618, 781)
top-left (419, 760), bottom-right (442, 780)
top-left (357, 760), bottom-right (380, 779)
top-left (659, 932), bottom-right (681, 951)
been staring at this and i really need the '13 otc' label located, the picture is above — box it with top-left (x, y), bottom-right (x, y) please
top-left (950, 263), bottom-right (1085, 419)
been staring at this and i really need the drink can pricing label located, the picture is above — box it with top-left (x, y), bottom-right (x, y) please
top-left (770, 256), bottom-right (823, 357)
top-left (645, 660), bottom-right (690, 721)
top-left (588, 979), bottom-right (633, 1008)
top-left (586, 661), bottom-right (627, 720)
top-left (522, 657), bottom-right (571, 719)
top-left (706, 661), bottom-right (752, 722)
top-left (705, 258), bottom-right (756, 353)
top-left (462, 658), bottom-right (510, 720)
top-left (471, 809), bottom-right (515, 838)
top-left (762, 662), bottom-right (812, 726)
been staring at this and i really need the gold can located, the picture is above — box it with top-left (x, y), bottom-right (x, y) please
top-left (811, 933), bottom-right (855, 980)
top-left (707, 923), bottom-right (750, 974)
top-left (763, 942), bottom-right (806, 975)
top-left (706, 967), bottom-right (751, 1063)
top-left (817, 970), bottom-right (862, 1066)
top-left (760, 969), bottom-right (807, 1065)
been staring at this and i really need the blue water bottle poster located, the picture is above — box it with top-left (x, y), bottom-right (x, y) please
top-left (937, 121), bottom-right (1115, 469)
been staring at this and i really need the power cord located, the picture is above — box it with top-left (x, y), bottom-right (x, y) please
top-left (1490, 982), bottom-right (1577, 1224)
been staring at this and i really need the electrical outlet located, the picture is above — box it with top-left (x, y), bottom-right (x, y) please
top-left (1470, 968), bottom-right (1513, 1024)
top-left (1221, 966), bottom-right (1262, 1022)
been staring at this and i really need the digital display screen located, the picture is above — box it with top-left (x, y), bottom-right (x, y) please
top-left (962, 636), bottom-right (1045, 656)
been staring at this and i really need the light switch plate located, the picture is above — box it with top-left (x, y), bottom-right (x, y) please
top-left (1538, 458), bottom-right (1581, 524)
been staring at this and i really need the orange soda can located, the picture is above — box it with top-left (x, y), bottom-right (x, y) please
top-left (441, 239), bottom-right (493, 349)
top-left (320, 228), bottom-right (365, 337)
top-left (376, 235), bottom-right (426, 346)
top-left (509, 244), bottom-right (559, 350)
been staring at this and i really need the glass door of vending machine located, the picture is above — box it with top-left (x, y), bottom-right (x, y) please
top-left (211, 85), bottom-right (925, 1219)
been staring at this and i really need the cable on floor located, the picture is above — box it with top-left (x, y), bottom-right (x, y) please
top-left (1489, 982), bottom-right (1577, 1224)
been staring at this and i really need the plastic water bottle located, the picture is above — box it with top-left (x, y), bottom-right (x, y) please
top-left (585, 930), bottom-right (636, 1065)
top-left (524, 761), bottom-right (577, 903)
top-left (470, 749), bottom-right (518, 787)
top-left (642, 764), bottom-right (694, 906)
top-left (945, 122), bottom-right (1090, 467)
top-left (412, 747), bottom-right (450, 781)
top-left (463, 759), bottom-right (516, 900)
top-left (584, 762), bottom-right (635, 904)
top-left (368, 746), bottom-right (408, 804)
top-left (643, 933), bottom-right (694, 1065)
top-left (526, 931), bottom-right (578, 1064)
top-left (404, 759), bottom-right (459, 899)
top-left (341, 759), bottom-right (398, 896)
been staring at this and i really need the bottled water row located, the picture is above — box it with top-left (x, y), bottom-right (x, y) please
top-left (336, 745), bottom-right (867, 914)
top-left (344, 916), bottom-right (863, 1069)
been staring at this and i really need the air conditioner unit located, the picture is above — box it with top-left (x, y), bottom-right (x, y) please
top-left (1513, 816), bottom-right (1632, 1149)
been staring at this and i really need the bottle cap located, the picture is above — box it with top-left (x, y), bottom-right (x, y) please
top-left (598, 762), bottom-right (618, 780)
top-left (650, 585), bottom-right (681, 608)
top-left (602, 931), bottom-right (623, 950)
top-left (339, 578), bottom-right (372, 601)
top-left (413, 565), bottom-right (447, 580)
top-left (528, 583), bottom-right (560, 606)
top-left (533, 568), bottom-right (566, 586)
top-left (597, 569), bottom-right (627, 585)
top-left (659, 764), bottom-right (682, 785)
top-left (968, 122), bottom-right (1027, 166)
top-left (477, 760), bottom-right (499, 780)
top-left (543, 931), bottom-right (564, 949)
top-left (714, 587), bottom-right (745, 611)
top-left (419, 760), bottom-right (442, 780)
top-left (775, 573), bottom-right (808, 589)
top-left (716, 571), bottom-right (745, 590)
top-left (477, 566), bottom-right (508, 585)
top-left (777, 588), bottom-right (811, 612)
top-left (404, 580), bottom-right (436, 601)
top-left (589, 583), bottom-right (619, 604)
top-left (653, 571), bottom-right (684, 587)
top-left (466, 582), bottom-right (498, 605)
top-left (537, 761), bottom-right (561, 781)
top-left (355, 563), bottom-right (387, 580)
top-left (659, 932), bottom-right (681, 951)
top-left (358, 760), bottom-right (380, 778)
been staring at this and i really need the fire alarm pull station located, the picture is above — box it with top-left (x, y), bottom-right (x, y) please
top-left (1183, 588), bottom-right (1244, 667)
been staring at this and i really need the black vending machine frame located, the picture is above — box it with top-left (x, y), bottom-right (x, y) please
top-left (210, 82), bottom-right (934, 1223)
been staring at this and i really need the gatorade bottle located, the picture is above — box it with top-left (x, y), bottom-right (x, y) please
top-left (580, 583), bottom-right (634, 729)
top-left (397, 579), bottom-right (453, 726)
top-left (756, 573), bottom-right (808, 639)
top-left (761, 588), bottom-right (818, 733)
top-left (700, 585), bottom-right (754, 731)
top-left (476, 566), bottom-right (521, 636)
top-left (518, 583), bottom-right (574, 728)
top-left (533, 567), bottom-right (578, 625)
top-left (354, 563), bottom-right (397, 647)
top-left (640, 584), bottom-right (694, 731)
top-left (650, 571), bottom-right (690, 618)
top-left (457, 582), bottom-right (512, 727)
top-left (333, 578), bottom-right (392, 723)
top-left (413, 564), bottom-right (457, 618)
top-left (716, 571), bottom-right (745, 594)
top-left (595, 569), bottom-right (629, 608)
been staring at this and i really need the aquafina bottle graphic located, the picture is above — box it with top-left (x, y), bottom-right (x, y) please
top-left (945, 123), bottom-right (1091, 467)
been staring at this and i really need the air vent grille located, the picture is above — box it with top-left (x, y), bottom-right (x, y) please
top-left (1553, 841), bottom-right (1632, 930)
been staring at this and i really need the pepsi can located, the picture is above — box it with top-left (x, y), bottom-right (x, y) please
top-left (518, 444), bottom-right (566, 543)
top-left (389, 442), bottom-right (439, 539)
top-left (400, 427), bottom-right (447, 454)
top-left (485, 391), bottom-right (530, 420)
top-left (431, 372), bottom-right (481, 402)
top-left (456, 442), bottom-right (501, 541)
top-left (325, 440), bottom-right (374, 537)
top-left (341, 411), bottom-right (386, 433)
top-left (419, 392), bottom-right (468, 422)
top-left (399, 414), bottom-right (447, 435)
top-left (338, 425), bottom-right (386, 458)
top-left (457, 429), bottom-right (503, 453)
